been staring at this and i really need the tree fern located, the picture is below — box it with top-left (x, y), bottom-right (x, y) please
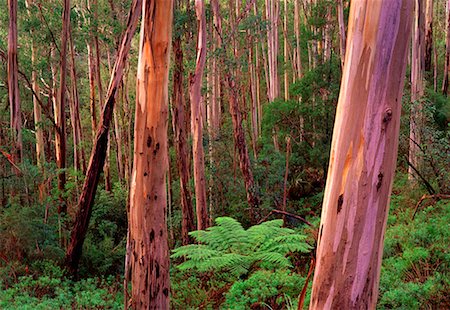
top-left (171, 217), bottom-right (311, 277)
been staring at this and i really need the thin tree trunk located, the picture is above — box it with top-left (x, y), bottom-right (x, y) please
top-left (310, 1), bottom-right (413, 308)
top-left (56, 0), bottom-right (70, 213)
top-left (190, 0), bottom-right (208, 230)
top-left (337, 0), bottom-right (347, 68)
top-left (87, 42), bottom-right (97, 140)
top-left (442, 0), bottom-right (450, 96)
top-left (212, 0), bottom-right (259, 222)
top-left (172, 35), bottom-right (195, 245)
top-left (283, 0), bottom-right (289, 101)
top-left (8, 0), bottom-right (22, 167)
top-left (65, 0), bottom-right (142, 275)
top-left (69, 28), bottom-right (87, 173)
top-left (128, 0), bottom-right (173, 307)
top-left (409, 0), bottom-right (425, 182)
top-left (424, 0), bottom-right (433, 72)
top-left (294, 0), bottom-right (303, 79)
top-left (266, 0), bottom-right (279, 101)
top-left (25, 0), bottom-right (45, 187)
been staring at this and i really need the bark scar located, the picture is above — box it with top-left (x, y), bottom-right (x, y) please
top-left (337, 194), bottom-right (344, 213)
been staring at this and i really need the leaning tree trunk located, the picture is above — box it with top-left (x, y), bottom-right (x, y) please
top-left (189, 0), bottom-right (208, 230)
top-left (128, 0), bottom-right (173, 307)
top-left (309, 1), bottom-right (413, 308)
top-left (172, 34), bottom-right (195, 245)
top-left (65, 0), bottom-right (142, 275)
top-left (8, 0), bottom-right (22, 167)
top-left (409, 0), bottom-right (425, 182)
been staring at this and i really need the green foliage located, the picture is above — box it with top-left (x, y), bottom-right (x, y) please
top-left (379, 193), bottom-right (450, 309)
top-left (171, 217), bottom-right (311, 309)
top-left (172, 217), bottom-right (311, 277)
top-left (0, 267), bottom-right (123, 309)
top-left (224, 269), bottom-right (307, 309)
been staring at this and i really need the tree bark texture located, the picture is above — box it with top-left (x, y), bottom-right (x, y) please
top-left (189, 0), bottom-right (208, 230)
top-left (65, 0), bottom-right (142, 275)
top-left (309, 1), bottom-right (413, 308)
top-left (128, 0), bottom-right (173, 307)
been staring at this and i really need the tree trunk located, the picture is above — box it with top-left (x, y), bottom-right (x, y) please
top-left (424, 0), bottom-right (433, 72)
top-left (442, 0), bottom-right (450, 96)
top-left (294, 0), bottom-right (303, 79)
top-left (65, 0), bottom-right (142, 275)
top-left (409, 0), bottom-right (425, 182)
top-left (266, 0), bottom-right (279, 101)
top-left (172, 35), bottom-right (195, 245)
top-left (56, 0), bottom-right (70, 212)
top-left (128, 0), bottom-right (173, 307)
top-left (283, 0), bottom-right (288, 101)
top-left (310, 1), bottom-right (413, 308)
top-left (25, 0), bottom-right (45, 176)
top-left (87, 41), bottom-right (97, 140)
top-left (8, 0), bottom-right (22, 167)
top-left (69, 28), bottom-right (87, 173)
top-left (337, 0), bottom-right (347, 68)
top-left (190, 0), bottom-right (208, 230)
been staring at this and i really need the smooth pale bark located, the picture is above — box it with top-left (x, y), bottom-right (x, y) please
top-left (409, 0), bottom-right (425, 182)
top-left (172, 36), bottom-right (195, 245)
top-left (190, 0), bottom-right (208, 230)
top-left (424, 0), bottom-right (433, 72)
top-left (8, 0), bottom-right (22, 166)
top-left (56, 0), bottom-right (70, 212)
top-left (65, 0), bottom-right (142, 275)
top-left (128, 0), bottom-right (173, 307)
top-left (337, 0), bottom-right (347, 68)
top-left (442, 0), bottom-right (450, 96)
top-left (310, 1), bottom-right (413, 308)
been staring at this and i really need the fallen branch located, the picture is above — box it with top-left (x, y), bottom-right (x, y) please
top-left (404, 156), bottom-right (435, 195)
top-left (258, 209), bottom-right (314, 228)
top-left (412, 194), bottom-right (450, 219)
top-left (297, 257), bottom-right (315, 310)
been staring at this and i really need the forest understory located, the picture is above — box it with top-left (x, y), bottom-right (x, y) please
top-left (0, 0), bottom-right (449, 308)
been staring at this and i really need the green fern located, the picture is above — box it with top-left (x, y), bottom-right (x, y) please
top-left (171, 217), bottom-right (311, 277)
